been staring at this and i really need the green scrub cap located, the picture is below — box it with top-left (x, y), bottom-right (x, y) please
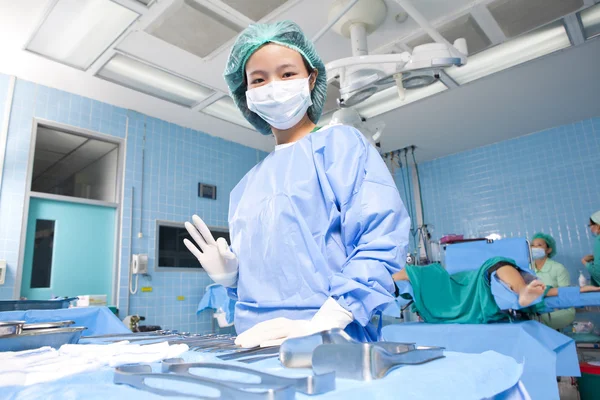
top-left (223, 20), bottom-right (327, 135)
top-left (532, 233), bottom-right (557, 258)
top-left (592, 211), bottom-right (600, 225)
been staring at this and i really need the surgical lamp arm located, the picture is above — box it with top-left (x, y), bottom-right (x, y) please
top-left (394, 0), bottom-right (468, 59)
top-left (326, 52), bottom-right (412, 71)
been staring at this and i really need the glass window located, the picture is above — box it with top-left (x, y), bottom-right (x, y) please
top-left (31, 125), bottom-right (119, 203)
top-left (157, 223), bottom-right (229, 270)
top-left (31, 219), bottom-right (56, 288)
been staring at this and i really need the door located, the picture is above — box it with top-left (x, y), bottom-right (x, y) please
top-left (20, 197), bottom-right (116, 301)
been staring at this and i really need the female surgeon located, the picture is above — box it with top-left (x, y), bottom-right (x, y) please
top-left (582, 211), bottom-right (600, 286)
top-left (183, 21), bottom-right (410, 348)
top-left (530, 233), bottom-right (575, 330)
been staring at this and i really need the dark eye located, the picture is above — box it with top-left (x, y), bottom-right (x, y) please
top-left (251, 78), bottom-right (264, 85)
top-left (282, 72), bottom-right (296, 78)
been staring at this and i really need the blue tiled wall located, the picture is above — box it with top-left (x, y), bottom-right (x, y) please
top-left (417, 117), bottom-right (600, 282)
top-left (0, 74), bottom-right (267, 334)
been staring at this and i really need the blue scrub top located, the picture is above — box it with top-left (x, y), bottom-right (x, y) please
top-left (227, 125), bottom-right (410, 341)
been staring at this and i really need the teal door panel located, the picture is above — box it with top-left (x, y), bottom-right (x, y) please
top-left (21, 197), bottom-right (116, 301)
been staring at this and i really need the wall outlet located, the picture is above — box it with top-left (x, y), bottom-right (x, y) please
top-left (0, 260), bottom-right (6, 285)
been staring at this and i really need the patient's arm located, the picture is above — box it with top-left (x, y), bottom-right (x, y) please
top-left (545, 285), bottom-right (600, 297)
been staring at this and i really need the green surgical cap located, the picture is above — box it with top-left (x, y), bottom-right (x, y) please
top-left (592, 211), bottom-right (600, 225)
top-left (223, 20), bottom-right (327, 135)
top-left (532, 233), bottom-right (557, 258)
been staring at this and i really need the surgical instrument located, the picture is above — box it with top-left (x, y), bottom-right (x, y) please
top-left (312, 343), bottom-right (444, 381)
top-left (162, 358), bottom-right (335, 395)
top-left (218, 346), bottom-right (280, 361)
top-left (280, 328), bottom-right (416, 368)
top-left (114, 364), bottom-right (295, 400)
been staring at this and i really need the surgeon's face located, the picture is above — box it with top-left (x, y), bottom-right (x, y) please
top-left (245, 43), bottom-right (316, 90)
top-left (591, 223), bottom-right (600, 236)
top-left (531, 238), bottom-right (551, 256)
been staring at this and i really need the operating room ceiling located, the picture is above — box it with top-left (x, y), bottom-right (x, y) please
top-left (0, 0), bottom-right (598, 160)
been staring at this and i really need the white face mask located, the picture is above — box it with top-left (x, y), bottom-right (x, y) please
top-left (531, 247), bottom-right (547, 260)
top-left (246, 76), bottom-right (313, 130)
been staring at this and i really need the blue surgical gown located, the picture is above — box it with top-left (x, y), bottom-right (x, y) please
top-left (227, 125), bottom-right (410, 341)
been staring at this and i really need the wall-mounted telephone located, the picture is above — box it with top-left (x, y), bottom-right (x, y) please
top-left (130, 254), bottom-right (148, 295)
top-left (132, 254), bottom-right (148, 275)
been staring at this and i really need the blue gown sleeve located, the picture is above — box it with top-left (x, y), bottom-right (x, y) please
top-left (316, 126), bottom-right (411, 326)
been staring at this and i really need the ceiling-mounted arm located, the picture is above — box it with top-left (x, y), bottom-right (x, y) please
top-left (312, 0), bottom-right (360, 43)
top-left (326, 53), bottom-right (412, 71)
top-left (394, 0), bottom-right (468, 60)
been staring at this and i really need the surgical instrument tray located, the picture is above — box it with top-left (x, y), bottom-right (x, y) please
top-left (114, 364), bottom-right (295, 400)
top-left (162, 357), bottom-right (335, 395)
top-left (0, 326), bottom-right (86, 352)
top-left (0, 297), bottom-right (77, 311)
top-left (312, 343), bottom-right (445, 381)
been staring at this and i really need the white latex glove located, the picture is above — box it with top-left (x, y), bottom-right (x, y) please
top-left (184, 215), bottom-right (238, 287)
top-left (234, 297), bottom-right (353, 348)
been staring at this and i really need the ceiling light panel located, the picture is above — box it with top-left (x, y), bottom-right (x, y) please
top-left (407, 14), bottom-right (492, 55)
top-left (580, 3), bottom-right (600, 39)
top-left (221, 0), bottom-right (290, 22)
top-left (97, 54), bottom-right (214, 107)
top-left (201, 96), bottom-right (254, 129)
top-left (355, 82), bottom-right (448, 119)
top-left (487, 0), bottom-right (583, 38)
top-left (147, 0), bottom-right (242, 58)
top-left (25, 0), bottom-right (138, 70)
top-left (445, 21), bottom-right (570, 85)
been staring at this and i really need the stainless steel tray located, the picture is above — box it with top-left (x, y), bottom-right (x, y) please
top-left (0, 326), bottom-right (86, 352)
top-left (0, 321), bottom-right (25, 337)
top-left (23, 320), bottom-right (75, 330)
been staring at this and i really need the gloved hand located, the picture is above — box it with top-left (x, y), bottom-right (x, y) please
top-left (234, 297), bottom-right (354, 348)
top-left (184, 215), bottom-right (238, 287)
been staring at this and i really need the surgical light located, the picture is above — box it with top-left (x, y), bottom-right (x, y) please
top-left (354, 82), bottom-right (447, 119)
top-left (97, 54), bottom-right (214, 107)
top-left (25, 0), bottom-right (139, 70)
top-left (445, 21), bottom-right (570, 85)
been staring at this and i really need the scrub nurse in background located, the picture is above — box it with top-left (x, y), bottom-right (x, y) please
top-left (183, 21), bottom-right (410, 348)
top-left (583, 211), bottom-right (600, 286)
top-left (530, 233), bottom-right (575, 330)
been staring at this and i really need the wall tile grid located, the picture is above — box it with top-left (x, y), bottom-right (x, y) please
top-left (0, 74), bottom-right (267, 334)
top-left (417, 117), bottom-right (600, 282)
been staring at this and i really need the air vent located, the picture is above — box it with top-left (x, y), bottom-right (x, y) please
top-left (407, 14), bottom-right (491, 55)
top-left (222, 0), bottom-right (291, 21)
top-left (97, 54), bottom-right (214, 107)
top-left (147, 0), bottom-right (242, 58)
top-left (488, 0), bottom-right (583, 38)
